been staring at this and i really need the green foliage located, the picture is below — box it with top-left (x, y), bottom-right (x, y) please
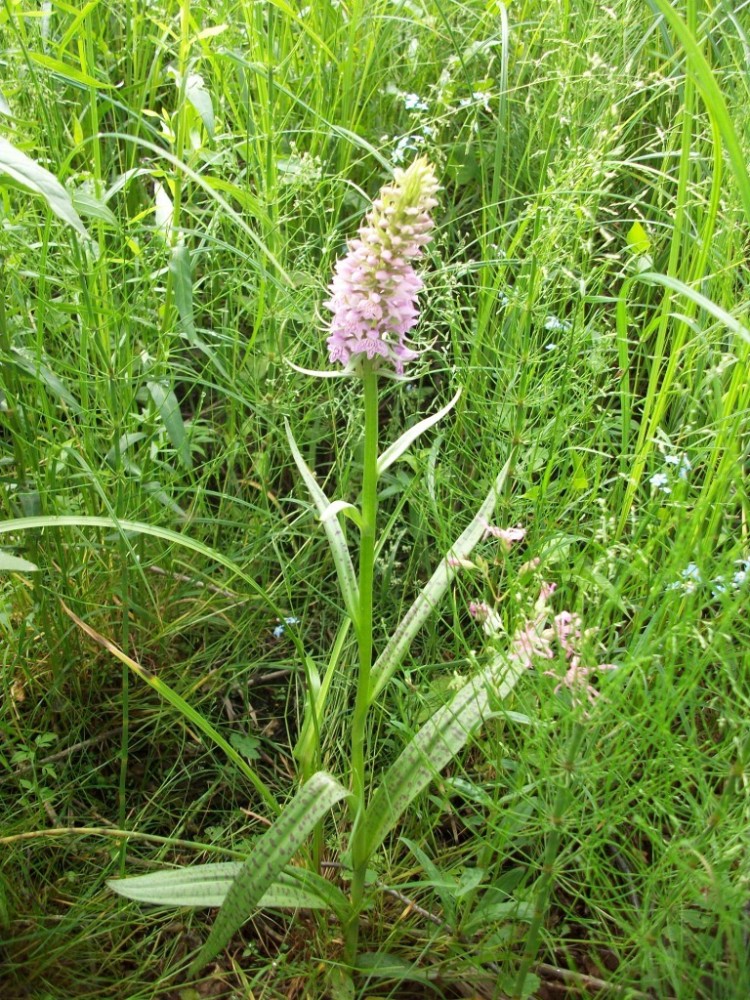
top-left (1, 0), bottom-right (749, 997)
top-left (189, 771), bottom-right (350, 973)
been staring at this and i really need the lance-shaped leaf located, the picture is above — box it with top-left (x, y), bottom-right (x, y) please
top-left (147, 381), bottom-right (192, 471)
top-left (0, 135), bottom-right (89, 241)
top-left (286, 420), bottom-right (360, 627)
top-left (108, 862), bottom-right (348, 916)
top-left (320, 499), bottom-right (363, 530)
top-left (0, 552), bottom-right (38, 573)
top-left (361, 653), bottom-right (524, 859)
top-left (369, 456), bottom-right (511, 703)
top-left (377, 389), bottom-right (461, 475)
top-left (189, 771), bottom-right (350, 974)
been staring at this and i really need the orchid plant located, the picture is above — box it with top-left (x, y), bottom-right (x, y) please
top-left (108, 159), bottom-right (527, 984)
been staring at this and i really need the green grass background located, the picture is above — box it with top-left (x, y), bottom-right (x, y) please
top-left (1, 0), bottom-right (749, 997)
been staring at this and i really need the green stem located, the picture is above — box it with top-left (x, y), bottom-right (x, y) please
top-left (344, 363), bottom-right (380, 965)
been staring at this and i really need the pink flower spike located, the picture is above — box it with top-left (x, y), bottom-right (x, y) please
top-left (325, 158), bottom-right (439, 373)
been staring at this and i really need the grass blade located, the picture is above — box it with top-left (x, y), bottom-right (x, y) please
top-left (286, 419), bottom-right (360, 627)
top-left (147, 380), bottom-right (193, 471)
top-left (61, 602), bottom-right (279, 812)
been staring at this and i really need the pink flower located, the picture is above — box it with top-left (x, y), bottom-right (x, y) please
top-left (469, 600), bottom-right (492, 621)
top-left (469, 601), bottom-right (502, 635)
top-left (325, 158), bottom-right (439, 373)
top-left (510, 620), bottom-right (554, 668)
top-left (480, 520), bottom-right (527, 547)
top-left (544, 661), bottom-right (618, 712)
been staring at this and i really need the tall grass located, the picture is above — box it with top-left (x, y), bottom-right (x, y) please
top-left (1, 0), bottom-right (749, 997)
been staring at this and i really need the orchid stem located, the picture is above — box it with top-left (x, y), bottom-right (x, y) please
top-left (344, 362), bottom-right (380, 965)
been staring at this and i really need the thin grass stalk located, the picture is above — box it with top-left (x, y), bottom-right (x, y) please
top-left (508, 722), bottom-right (586, 1000)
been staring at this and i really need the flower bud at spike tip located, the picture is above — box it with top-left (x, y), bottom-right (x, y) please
top-left (325, 158), bottom-right (439, 373)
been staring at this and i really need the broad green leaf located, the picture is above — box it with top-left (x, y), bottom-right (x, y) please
top-left (320, 499), bottom-right (363, 529)
top-left (361, 653), bottom-right (524, 859)
top-left (0, 136), bottom-right (89, 241)
top-left (27, 51), bottom-right (113, 90)
top-left (401, 836), bottom-right (457, 925)
top-left (169, 244), bottom-right (196, 339)
top-left (185, 73), bottom-right (215, 138)
top-left (229, 732), bottom-right (260, 761)
top-left (461, 897), bottom-right (535, 934)
top-left (190, 771), bottom-right (351, 973)
top-left (71, 188), bottom-right (118, 226)
top-left (0, 552), bottom-right (38, 573)
top-left (109, 863), bottom-right (330, 910)
top-left (327, 966), bottom-right (355, 1000)
top-left (0, 87), bottom-right (12, 117)
top-left (285, 420), bottom-right (360, 627)
top-left (377, 389), bottom-right (461, 475)
top-left (104, 432), bottom-right (147, 468)
top-left (369, 456), bottom-right (512, 702)
top-left (147, 381), bottom-right (192, 471)
top-left (626, 221), bottom-right (650, 255)
top-left (11, 348), bottom-right (82, 415)
top-left (355, 952), bottom-right (437, 989)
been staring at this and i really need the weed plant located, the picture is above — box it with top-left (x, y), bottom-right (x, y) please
top-left (1, 1), bottom-right (749, 998)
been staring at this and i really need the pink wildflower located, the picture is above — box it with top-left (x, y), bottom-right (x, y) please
top-left (469, 601), bottom-right (493, 621)
top-left (469, 600), bottom-right (502, 635)
top-left (325, 158), bottom-right (439, 373)
top-left (544, 661), bottom-right (618, 711)
top-left (510, 620), bottom-right (554, 668)
top-left (480, 520), bottom-right (527, 547)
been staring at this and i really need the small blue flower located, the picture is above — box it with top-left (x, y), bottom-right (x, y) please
top-left (649, 472), bottom-right (671, 493)
top-left (664, 453), bottom-right (692, 480)
top-left (545, 343), bottom-right (557, 351)
top-left (667, 562), bottom-right (702, 595)
top-left (272, 615), bottom-right (300, 638)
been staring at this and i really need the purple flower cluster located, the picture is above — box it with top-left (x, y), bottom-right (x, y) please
top-left (325, 157), bottom-right (439, 373)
